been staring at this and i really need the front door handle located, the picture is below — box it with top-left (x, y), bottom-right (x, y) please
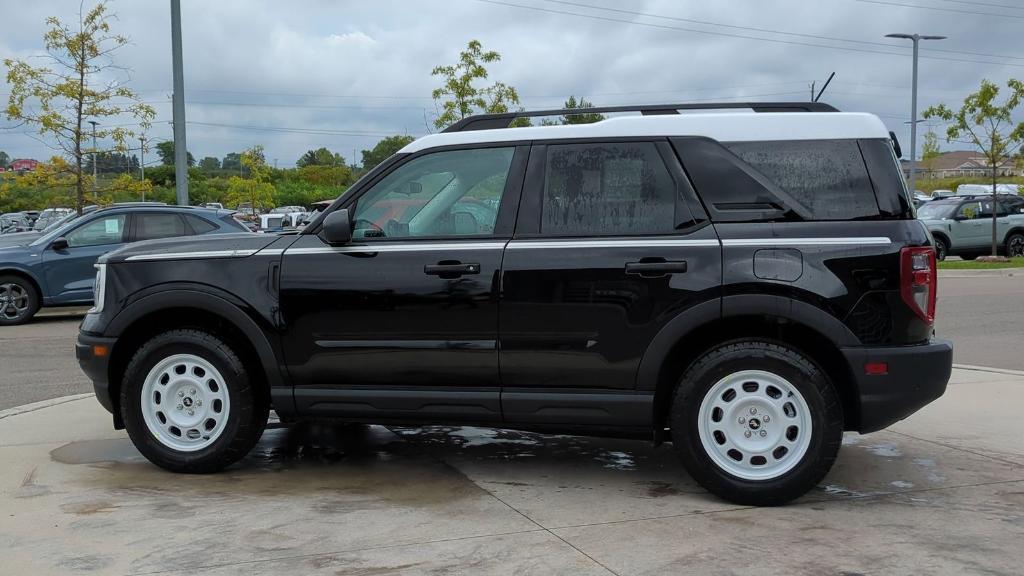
top-left (625, 260), bottom-right (687, 277)
top-left (424, 262), bottom-right (480, 278)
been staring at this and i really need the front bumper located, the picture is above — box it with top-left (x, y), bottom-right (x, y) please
top-left (841, 339), bottom-right (953, 433)
top-left (76, 332), bottom-right (117, 416)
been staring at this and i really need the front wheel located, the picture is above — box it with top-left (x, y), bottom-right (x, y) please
top-left (0, 275), bottom-right (40, 326)
top-left (1006, 233), bottom-right (1024, 258)
top-left (934, 237), bottom-right (949, 261)
top-left (121, 329), bottom-right (268, 473)
top-left (670, 340), bottom-right (843, 506)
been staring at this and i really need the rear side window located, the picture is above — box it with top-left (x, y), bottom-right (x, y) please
top-left (185, 214), bottom-right (218, 234)
top-left (136, 213), bottom-right (188, 241)
top-left (542, 142), bottom-right (676, 236)
top-left (674, 138), bottom-right (908, 222)
top-left (723, 140), bottom-right (878, 220)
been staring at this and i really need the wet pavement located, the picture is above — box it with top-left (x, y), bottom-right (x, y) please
top-left (1, 367), bottom-right (1023, 575)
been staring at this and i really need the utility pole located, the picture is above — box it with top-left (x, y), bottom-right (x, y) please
top-left (810, 82), bottom-right (815, 101)
top-left (171, 0), bottom-right (189, 205)
top-left (886, 33), bottom-right (946, 195)
top-left (139, 135), bottom-right (147, 202)
top-left (88, 120), bottom-right (99, 192)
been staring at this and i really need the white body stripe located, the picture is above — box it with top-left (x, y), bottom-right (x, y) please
top-left (124, 249), bottom-right (258, 262)
top-left (507, 238), bottom-right (719, 249)
top-left (399, 112), bottom-right (891, 154)
top-left (276, 237), bottom-right (892, 255)
top-left (721, 237), bottom-right (891, 247)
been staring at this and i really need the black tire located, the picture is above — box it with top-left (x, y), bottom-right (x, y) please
top-left (1006, 233), bottom-right (1024, 258)
top-left (933, 237), bottom-right (949, 261)
top-left (121, 329), bottom-right (268, 473)
top-left (0, 274), bottom-right (41, 326)
top-left (670, 339), bottom-right (843, 506)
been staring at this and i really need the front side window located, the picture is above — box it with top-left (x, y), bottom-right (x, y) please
top-left (352, 147), bottom-right (514, 239)
top-left (541, 142), bottom-right (676, 236)
top-left (65, 214), bottom-right (126, 247)
top-left (957, 201), bottom-right (983, 220)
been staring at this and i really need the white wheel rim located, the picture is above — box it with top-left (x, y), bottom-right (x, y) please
top-left (141, 354), bottom-right (230, 452)
top-left (697, 370), bottom-right (813, 481)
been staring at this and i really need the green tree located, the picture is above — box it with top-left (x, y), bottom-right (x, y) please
top-left (225, 145), bottom-right (275, 212)
top-left (198, 156), bottom-right (220, 171)
top-left (361, 135), bottom-right (415, 170)
top-left (431, 39), bottom-right (522, 129)
top-left (560, 95), bottom-right (604, 124)
top-left (3, 1), bottom-right (155, 212)
top-left (222, 152), bottom-right (243, 174)
top-left (924, 79), bottom-right (1024, 256)
top-left (155, 140), bottom-right (194, 167)
top-left (0, 151), bottom-right (9, 168)
top-left (921, 130), bottom-right (941, 178)
top-left (296, 147), bottom-right (345, 167)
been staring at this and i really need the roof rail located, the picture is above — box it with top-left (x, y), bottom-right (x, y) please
top-left (442, 101), bottom-right (839, 133)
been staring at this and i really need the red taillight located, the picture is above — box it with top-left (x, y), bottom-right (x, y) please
top-left (900, 246), bottom-right (936, 325)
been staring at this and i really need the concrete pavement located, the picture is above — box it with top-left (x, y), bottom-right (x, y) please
top-left (1, 367), bottom-right (1022, 575)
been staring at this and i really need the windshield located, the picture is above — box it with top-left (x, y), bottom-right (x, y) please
top-left (917, 202), bottom-right (957, 220)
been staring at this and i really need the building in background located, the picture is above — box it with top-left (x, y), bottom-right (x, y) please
top-left (8, 159), bottom-right (39, 173)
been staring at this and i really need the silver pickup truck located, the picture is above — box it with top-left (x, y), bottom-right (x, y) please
top-left (918, 195), bottom-right (1024, 260)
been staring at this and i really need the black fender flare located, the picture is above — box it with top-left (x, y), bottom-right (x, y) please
top-left (105, 288), bottom-right (289, 410)
top-left (638, 294), bottom-right (860, 430)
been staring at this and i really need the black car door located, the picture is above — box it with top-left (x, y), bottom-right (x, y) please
top-left (499, 140), bottom-right (722, 428)
top-left (280, 144), bottom-right (528, 422)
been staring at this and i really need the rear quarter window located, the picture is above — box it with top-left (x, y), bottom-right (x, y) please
top-left (723, 140), bottom-right (879, 220)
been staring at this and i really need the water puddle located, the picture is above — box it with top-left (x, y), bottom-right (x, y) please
top-left (50, 438), bottom-right (145, 465)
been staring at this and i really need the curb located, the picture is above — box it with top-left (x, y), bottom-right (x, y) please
top-left (952, 363), bottom-right (1024, 377)
top-left (938, 268), bottom-right (1020, 278)
top-left (0, 393), bottom-right (92, 420)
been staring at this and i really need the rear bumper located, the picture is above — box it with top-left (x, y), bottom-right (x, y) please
top-left (76, 332), bottom-right (117, 416)
top-left (841, 339), bottom-right (953, 433)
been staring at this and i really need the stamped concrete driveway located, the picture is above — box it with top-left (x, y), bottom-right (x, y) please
top-left (1, 366), bottom-right (1023, 575)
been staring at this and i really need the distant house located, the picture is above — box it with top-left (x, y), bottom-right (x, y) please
top-left (906, 151), bottom-right (1021, 179)
top-left (9, 158), bottom-right (39, 173)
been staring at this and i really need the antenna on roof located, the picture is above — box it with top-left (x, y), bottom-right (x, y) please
top-left (814, 72), bottom-right (836, 102)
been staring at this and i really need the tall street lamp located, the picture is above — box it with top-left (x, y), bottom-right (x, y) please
top-left (886, 33), bottom-right (946, 195)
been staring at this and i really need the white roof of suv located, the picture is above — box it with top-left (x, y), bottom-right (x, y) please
top-left (401, 112), bottom-right (890, 154)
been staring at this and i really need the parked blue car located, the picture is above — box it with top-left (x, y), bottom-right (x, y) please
top-left (0, 205), bottom-right (250, 325)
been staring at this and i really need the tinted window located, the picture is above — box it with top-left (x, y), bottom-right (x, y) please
top-left (354, 147), bottom-right (514, 239)
top-left (136, 213), bottom-right (188, 241)
top-left (724, 140), bottom-right (879, 220)
top-left (541, 142), bottom-right (676, 236)
top-left (66, 214), bottom-right (126, 247)
top-left (185, 214), bottom-right (218, 234)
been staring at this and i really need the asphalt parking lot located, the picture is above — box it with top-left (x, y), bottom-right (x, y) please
top-left (0, 274), bottom-right (1022, 574)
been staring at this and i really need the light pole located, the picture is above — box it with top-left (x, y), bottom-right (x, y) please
top-left (886, 33), bottom-right (946, 195)
top-left (87, 120), bottom-right (99, 192)
top-left (170, 0), bottom-right (188, 205)
top-left (139, 135), bottom-right (147, 202)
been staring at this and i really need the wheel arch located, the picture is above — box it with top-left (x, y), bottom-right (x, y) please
top-left (0, 266), bottom-right (44, 300)
top-left (105, 289), bottom-right (289, 424)
top-left (640, 295), bottom-right (860, 439)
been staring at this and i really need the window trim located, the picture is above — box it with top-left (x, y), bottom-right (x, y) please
top-left (327, 143), bottom-right (529, 244)
top-left (515, 137), bottom-right (693, 240)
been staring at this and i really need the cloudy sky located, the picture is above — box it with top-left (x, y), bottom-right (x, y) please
top-left (2, 0), bottom-right (1023, 167)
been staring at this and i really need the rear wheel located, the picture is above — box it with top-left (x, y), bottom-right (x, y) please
top-left (670, 339), bottom-right (843, 506)
top-left (121, 329), bottom-right (268, 473)
top-left (1006, 233), bottom-right (1024, 258)
top-left (0, 275), bottom-right (40, 326)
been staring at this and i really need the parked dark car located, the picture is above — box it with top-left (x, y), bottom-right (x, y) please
top-left (77, 102), bottom-right (951, 506)
top-left (0, 205), bottom-right (249, 325)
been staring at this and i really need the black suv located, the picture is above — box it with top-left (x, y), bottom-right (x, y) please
top-left (77, 102), bottom-right (952, 505)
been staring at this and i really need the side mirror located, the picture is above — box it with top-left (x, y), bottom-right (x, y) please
top-left (321, 209), bottom-right (352, 245)
top-left (50, 237), bottom-right (69, 250)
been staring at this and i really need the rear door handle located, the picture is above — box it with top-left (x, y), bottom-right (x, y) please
top-left (424, 262), bottom-right (480, 278)
top-left (625, 260), bottom-right (687, 277)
